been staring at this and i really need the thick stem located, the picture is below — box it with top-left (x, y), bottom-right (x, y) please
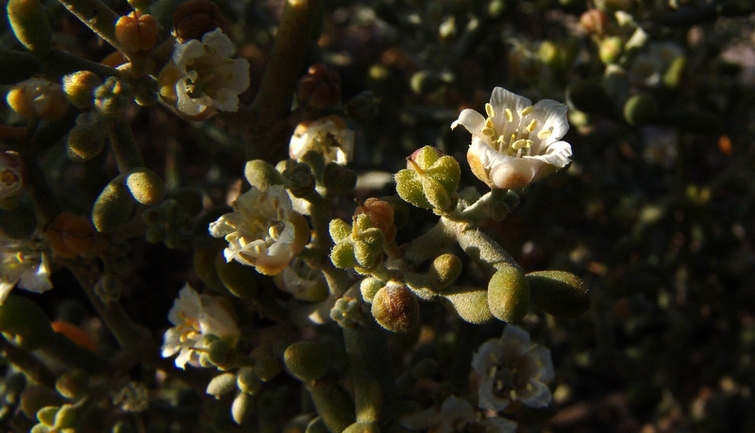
top-left (108, 117), bottom-right (145, 174)
top-left (56, 0), bottom-right (121, 51)
top-left (440, 217), bottom-right (520, 277)
top-left (0, 338), bottom-right (56, 388)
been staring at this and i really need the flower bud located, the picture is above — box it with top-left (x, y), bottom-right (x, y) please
top-left (354, 198), bottom-right (396, 242)
top-left (329, 218), bottom-right (352, 243)
top-left (298, 63), bottom-right (341, 110)
top-left (599, 36), bottom-right (623, 65)
top-left (126, 168), bottom-right (164, 205)
top-left (371, 284), bottom-right (419, 333)
top-left (427, 253), bottom-right (462, 290)
top-left (115, 12), bottom-right (159, 54)
top-left (0, 48), bottom-right (40, 85)
top-left (330, 242), bottom-right (358, 269)
top-left (173, 0), bottom-right (223, 43)
top-left (6, 78), bottom-right (68, 120)
top-left (62, 71), bottom-right (102, 110)
top-left (0, 295), bottom-right (54, 350)
top-left (92, 175), bottom-right (135, 232)
top-left (441, 286), bottom-right (493, 324)
top-left (283, 161), bottom-right (317, 197)
top-left (284, 341), bottom-right (330, 381)
top-left (214, 253), bottom-right (259, 299)
top-left (231, 391), bottom-right (252, 425)
top-left (410, 70), bottom-right (450, 95)
top-left (55, 369), bottom-right (89, 400)
top-left (47, 211), bottom-right (106, 258)
top-left (236, 367), bottom-right (262, 394)
top-left (566, 80), bottom-right (613, 114)
top-left (206, 372), bottom-right (237, 398)
top-left (623, 93), bottom-right (657, 126)
top-left (359, 277), bottom-right (384, 303)
top-left (662, 55), bottom-right (686, 89)
top-left (244, 160), bottom-right (283, 191)
top-left (527, 270), bottom-right (589, 318)
top-left (67, 112), bottom-right (107, 162)
top-left (206, 338), bottom-right (234, 369)
top-left (396, 146), bottom-right (460, 213)
top-left (579, 9), bottom-right (608, 36)
top-left (53, 403), bottom-right (76, 428)
top-left (20, 386), bottom-right (64, 419)
top-left (487, 267), bottom-right (530, 323)
top-left (6, 0), bottom-right (52, 55)
top-left (37, 406), bottom-right (58, 427)
top-left (94, 77), bottom-right (133, 117)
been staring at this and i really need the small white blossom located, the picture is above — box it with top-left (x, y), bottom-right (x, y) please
top-left (167, 28), bottom-right (250, 117)
top-left (161, 284), bottom-right (239, 369)
top-left (452, 87), bottom-right (572, 189)
top-left (289, 115), bottom-right (354, 165)
top-left (0, 237), bottom-right (52, 304)
top-left (472, 324), bottom-right (555, 412)
top-left (209, 185), bottom-right (309, 276)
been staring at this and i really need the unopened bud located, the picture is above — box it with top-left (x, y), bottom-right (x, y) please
top-left (231, 391), bottom-right (252, 425)
top-left (371, 284), bottom-right (419, 333)
top-left (427, 253), bottom-right (462, 290)
top-left (284, 341), bottom-right (330, 381)
top-left (487, 267), bottom-right (530, 323)
top-left (92, 175), bottom-right (135, 232)
top-left (53, 403), bottom-right (76, 428)
top-left (623, 93), bottom-right (657, 126)
top-left (6, 0), bottom-right (52, 55)
top-left (214, 253), bottom-right (259, 299)
top-left (298, 63), bottom-right (341, 110)
top-left (62, 71), bottom-right (101, 110)
top-left (236, 367), bottom-right (262, 394)
top-left (244, 159), bottom-right (283, 191)
top-left (354, 198), bottom-right (396, 242)
top-left (173, 0), bottom-right (223, 43)
top-left (115, 12), bottom-right (159, 54)
top-left (254, 355), bottom-right (282, 382)
top-left (599, 36), bottom-right (623, 65)
top-left (55, 369), bottom-right (89, 400)
top-left (410, 70), bottom-right (450, 95)
top-left (206, 338), bottom-right (234, 369)
top-left (126, 168), bottom-right (164, 205)
top-left (283, 161), bottom-right (316, 197)
top-left (36, 406), bottom-right (58, 427)
top-left (67, 112), bottom-right (107, 162)
top-left (94, 77), bottom-right (132, 117)
top-left (6, 78), bottom-right (68, 120)
top-left (359, 277), bottom-right (384, 303)
top-left (579, 9), bottom-right (608, 36)
top-left (20, 386), bottom-right (64, 419)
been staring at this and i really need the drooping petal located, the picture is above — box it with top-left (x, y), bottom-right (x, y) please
top-left (451, 108), bottom-right (486, 136)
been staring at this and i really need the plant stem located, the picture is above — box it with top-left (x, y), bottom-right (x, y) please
top-left (56, 0), bottom-right (121, 51)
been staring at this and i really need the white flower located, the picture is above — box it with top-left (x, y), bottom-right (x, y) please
top-left (208, 185), bottom-right (309, 276)
top-left (289, 115), bottom-right (354, 165)
top-left (401, 395), bottom-right (518, 433)
top-left (166, 28), bottom-right (250, 117)
top-left (161, 284), bottom-right (240, 369)
top-left (0, 237), bottom-right (53, 304)
top-left (451, 87), bottom-right (572, 189)
top-left (472, 324), bottom-right (555, 412)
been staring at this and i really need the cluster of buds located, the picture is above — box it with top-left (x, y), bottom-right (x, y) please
top-left (394, 146), bottom-right (460, 214)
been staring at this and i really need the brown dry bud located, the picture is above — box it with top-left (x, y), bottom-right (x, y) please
top-left (297, 63), bottom-right (342, 110)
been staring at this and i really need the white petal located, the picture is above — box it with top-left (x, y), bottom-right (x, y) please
top-left (531, 99), bottom-right (569, 144)
top-left (201, 28), bottom-right (236, 58)
top-left (529, 346), bottom-right (556, 382)
top-left (451, 108), bottom-right (486, 136)
top-left (212, 88), bottom-right (240, 112)
top-left (518, 380), bottom-right (552, 408)
top-left (478, 379), bottom-right (510, 412)
top-left (489, 87), bottom-right (532, 113)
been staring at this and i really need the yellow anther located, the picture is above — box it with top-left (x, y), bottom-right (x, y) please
top-left (485, 103), bottom-right (495, 118)
top-left (485, 118), bottom-right (495, 129)
top-left (526, 119), bottom-right (538, 132)
top-left (504, 108), bottom-right (514, 123)
top-left (537, 129), bottom-right (553, 139)
top-left (520, 105), bottom-right (534, 117)
top-left (511, 139), bottom-right (531, 150)
top-left (482, 127), bottom-right (495, 136)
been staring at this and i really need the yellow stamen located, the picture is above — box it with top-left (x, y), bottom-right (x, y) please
top-left (511, 139), bottom-right (532, 150)
top-left (485, 103), bottom-right (495, 118)
top-left (504, 108), bottom-right (514, 123)
top-left (526, 119), bottom-right (538, 133)
top-left (520, 105), bottom-right (534, 117)
top-left (482, 127), bottom-right (495, 136)
top-left (537, 129), bottom-right (553, 139)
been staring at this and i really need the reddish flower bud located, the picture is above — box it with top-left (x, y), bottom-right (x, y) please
top-left (173, 0), bottom-right (223, 43)
top-left (297, 63), bottom-right (342, 110)
top-left (115, 12), bottom-right (159, 54)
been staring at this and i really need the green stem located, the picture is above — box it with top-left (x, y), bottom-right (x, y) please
top-left (244, 0), bottom-right (322, 160)
top-left (56, 0), bottom-right (121, 51)
top-left (40, 48), bottom-right (120, 80)
top-left (440, 217), bottom-right (520, 277)
top-left (107, 117), bottom-right (145, 174)
top-left (401, 219), bottom-right (457, 266)
top-left (0, 338), bottom-right (56, 388)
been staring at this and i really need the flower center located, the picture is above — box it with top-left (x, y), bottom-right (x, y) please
top-left (480, 103), bottom-right (553, 158)
top-left (490, 362), bottom-right (527, 401)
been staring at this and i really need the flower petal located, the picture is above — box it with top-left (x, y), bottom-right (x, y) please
top-left (451, 108), bottom-right (486, 136)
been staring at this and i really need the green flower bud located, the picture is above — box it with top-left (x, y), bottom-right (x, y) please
top-left (283, 161), bottom-right (317, 198)
top-left (353, 230), bottom-right (384, 270)
top-left (284, 341), bottom-right (330, 381)
top-left (330, 242), bottom-right (357, 269)
top-left (67, 113), bottom-right (107, 162)
top-left (55, 369), bottom-right (89, 400)
top-left (92, 175), bottom-right (135, 233)
top-left (329, 218), bottom-right (352, 243)
top-left (237, 367), bottom-right (262, 394)
top-left (231, 391), bottom-right (253, 425)
top-left (359, 277), bottom-right (384, 303)
top-left (0, 295), bottom-right (54, 350)
top-left (125, 168), bottom-right (164, 206)
top-left (206, 372), bottom-right (237, 398)
top-left (396, 146), bottom-right (460, 213)
top-left (371, 284), bottom-right (419, 333)
top-left (342, 422), bottom-right (380, 433)
top-left (62, 71), bottom-right (101, 110)
top-left (428, 253), bottom-right (462, 290)
top-left (566, 80), bottom-right (613, 114)
top-left (322, 163), bottom-right (357, 194)
top-left (623, 93), bottom-right (657, 126)
top-left (94, 77), bottom-right (132, 117)
top-left (20, 386), bottom-right (64, 419)
top-left (192, 241), bottom-right (231, 295)
top-left (441, 286), bottom-right (493, 324)
top-left (599, 36), bottom-right (624, 65)
top-left (6, 0), bottom-right (52, 55)
top-left (395, 169), bottom-right (431, 209)
top-left (255, 355), bottom-right (282, 382)
top-left (36, 406), bottom-right (58, 427)
top-left (487, 267), bottom-right (531, 323)
top-left (0, 48), bottom-right (40, 85)
top-left (527, 270), bottom-right (590, 318)
top-left (214, 253), bottom-right (259, 299)
top-left (206, 338), bottom-right (234, 369)
top-left (244, 160), bottom-right (283, 191)
top-left (53, 404), bottom-right (76, 428)
top-left (307, 378), bottom-right (356, 433)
